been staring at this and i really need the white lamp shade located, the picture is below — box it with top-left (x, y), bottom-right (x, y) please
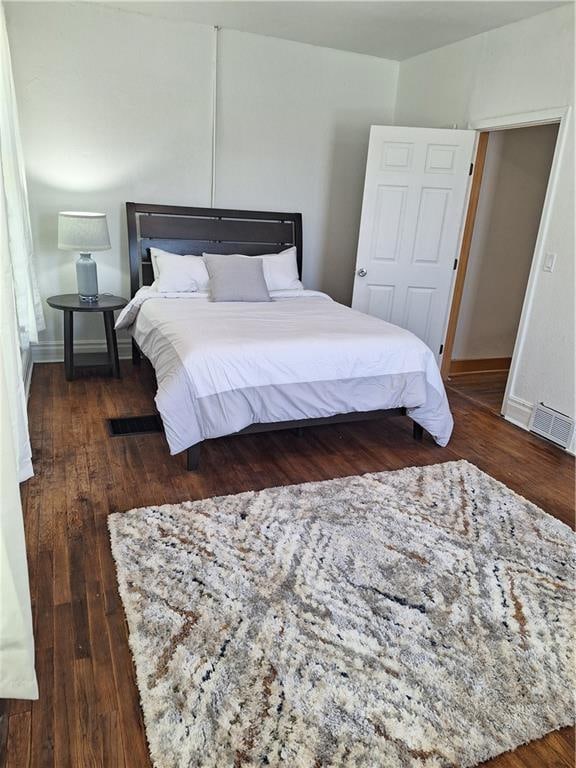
top-left (58, 211), bottom-right (111, 251)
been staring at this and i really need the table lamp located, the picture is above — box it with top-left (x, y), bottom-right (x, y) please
top-left (58, 211), bottom-right (111, 302)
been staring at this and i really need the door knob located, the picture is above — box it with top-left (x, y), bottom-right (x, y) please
top-left (357, 268), bottom-right (367, 277)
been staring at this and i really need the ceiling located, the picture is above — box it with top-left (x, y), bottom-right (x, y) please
top-left (104, 1), bottom-right (568, 61)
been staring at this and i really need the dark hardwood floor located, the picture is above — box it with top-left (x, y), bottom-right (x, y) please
top-left (447, 370), bottom-right (509, 415)
top-left (1, 361), bottom-right (574, 768)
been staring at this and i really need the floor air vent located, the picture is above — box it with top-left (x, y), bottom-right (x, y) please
top-left (108, 414), bottom-right (163, 437)
top-left (529, 403), bottom-right (574, 449)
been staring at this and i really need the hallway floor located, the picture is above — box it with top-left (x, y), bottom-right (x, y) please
top-left (446, 370), bottom-right (509, 415)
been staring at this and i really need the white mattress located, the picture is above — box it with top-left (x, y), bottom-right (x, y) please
top-left (116, 288), bottom-right (453, 453)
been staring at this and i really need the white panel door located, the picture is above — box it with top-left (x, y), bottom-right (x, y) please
top-left (352, 125), bottom-right (476, 360)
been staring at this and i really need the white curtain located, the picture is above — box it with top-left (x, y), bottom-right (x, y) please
top-left (0, 0), bottom-right (42, 699)
top-left (1, 3), bottom-right (44, 352)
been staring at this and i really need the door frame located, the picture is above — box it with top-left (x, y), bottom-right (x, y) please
top-left (439, 131), bottom-right (488, 378)
top-left (440, 106), bottom-right (571, 420)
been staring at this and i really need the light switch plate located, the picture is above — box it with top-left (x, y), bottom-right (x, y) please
top-left (543, 252), bottom-right (557, 272)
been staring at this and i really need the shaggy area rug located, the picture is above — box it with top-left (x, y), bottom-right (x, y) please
top-left (108, 460), bottom-right (575, 768)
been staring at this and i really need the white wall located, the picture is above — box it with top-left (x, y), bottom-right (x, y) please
top-left (5, 2), bottom-right (214, 348)
top-left (396, 4), bottom-right (575, 422)
top-left (5, 3), bottom-right (398, 353)
top-left (215, 29), bottom-right (397, 303)
top-left (453, 124), bottom-right (559, 361)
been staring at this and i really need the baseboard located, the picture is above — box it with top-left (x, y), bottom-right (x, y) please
top-left (21, 346), bottom-right (34, 398)
top-left (503, 395), bottom-right (533, 430)
top-left (450, 357), bottom-right (511, 375)
top-left (31, 339), bottom-right (132, 363)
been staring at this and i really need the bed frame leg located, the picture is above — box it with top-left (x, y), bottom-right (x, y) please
top-left (186, 444), bottom-right (201, 471)
top-left (132, 340), bottom-right (141, 366)
top-left (413, 422), bottom-right (424, 442)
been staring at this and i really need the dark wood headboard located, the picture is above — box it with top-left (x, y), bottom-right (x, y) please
top-left (126, 202), bottom-right (303, 299)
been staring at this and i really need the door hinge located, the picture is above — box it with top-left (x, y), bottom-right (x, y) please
top-left (453, 258), bottom-right (458, 270)
top-left (439, 344), bottom-right (444, 355)
top-left (469, 162), bottom-right (474, 176)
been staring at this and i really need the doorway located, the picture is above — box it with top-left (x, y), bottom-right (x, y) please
top-left (443, 122), bottom-right (559, 415)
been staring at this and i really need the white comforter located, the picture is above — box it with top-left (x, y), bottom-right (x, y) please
top-left (116, 287), bottom-right (453, 453)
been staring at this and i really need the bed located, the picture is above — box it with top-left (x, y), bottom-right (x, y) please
top-left (118, 202), bottom-right (453, 470)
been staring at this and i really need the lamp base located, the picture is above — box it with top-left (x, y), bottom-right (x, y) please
top-left (76, 252), bottom-right (99, 301)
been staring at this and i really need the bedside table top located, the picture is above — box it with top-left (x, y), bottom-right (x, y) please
top-left (47, 294), bottom-right (128, 312)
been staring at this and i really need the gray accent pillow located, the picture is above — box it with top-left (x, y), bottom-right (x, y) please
top-left (203, 254), bottom-right (271, 302)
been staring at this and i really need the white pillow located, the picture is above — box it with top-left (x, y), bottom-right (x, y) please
top-left (259, 247), bottom-right (302, 291)
top-left (150, 247), bottom-right (210, 292)
top-left (201, 247), bottom-right (302, 292)
top-left (149, 247), bottom-right (166, 279)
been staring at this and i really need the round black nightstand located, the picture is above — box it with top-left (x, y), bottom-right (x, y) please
top-left (47, 294), bottom-right (128, 381)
